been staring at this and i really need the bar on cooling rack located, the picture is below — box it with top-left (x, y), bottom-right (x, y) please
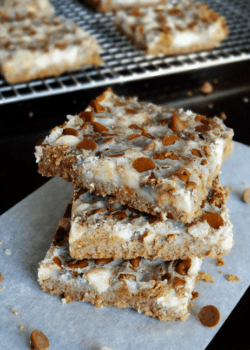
top-left (0, 15), bottom-right (102, 84)
top-left (84, 0), bottom-right (167, 12)
top-left (35, 88), bottom-right (233, 223)
top-left (115, 1), bottom-right (228, 55)
top-left (0, 0), bottom-right (54, 20)
top-left (38, 203), bottom-right (202, 322)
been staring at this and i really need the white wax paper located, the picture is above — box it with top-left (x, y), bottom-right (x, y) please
top-left (0, 141), bottom-right (249, 350)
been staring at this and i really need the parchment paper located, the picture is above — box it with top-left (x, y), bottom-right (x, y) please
top-left (0, 141), bottom-right (249, 350)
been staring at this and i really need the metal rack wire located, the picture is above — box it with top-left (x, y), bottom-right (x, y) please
top-left (0, 0), bottom-right (249, 104)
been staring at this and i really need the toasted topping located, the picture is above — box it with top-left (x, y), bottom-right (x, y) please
top-left (95, 258), bottom-right (113, 265)
top-left (126, 108), bottom-right (138, 114)
top-left (118, 273), bottom-right (136, 281)
top-left (242, 188), bottom-right (250, 204)
top-left (62, 128), bottom-right (78, 136)
top-left (91, 122), bottom-right (109, 133)
top-left (89, 100), bottom-right (105, 113)
top-left (162, 135), bottom-right (180, 146)
top-left (226, 274), bottom-right (240, 282)
top-left (191, 149), bottom-right (202, 157)
top-left (169, 115), bottom-right (187, 132)
top-left (53, 256), bottom-right (61, 267)
top-left (185, 181), bottom-right (196, 190)
top-left (79, 111), bottom-right (95, 122)
top-left (130, 257), bottom-right (141, 267)
top-left (113, 211), bottom-right (127, 220)
top-left (175, 169), bottom-right (191, 183)
top-left (30, 330), bottom-right (50, 350)
top-left (175, 257), bottom-right (192, 275)
top-left (202, 212), bottom-right (224, 229)
top-left (198, 305), bottom-right (220, 327)
top-left (174, 276), bottom-right (185, 289)
top-left (67, 260), bottom-right (88, 269)
top-left (107, 153), bottom-right (125, 158)
top-left (133, 157), bottom-right (155, 173)
top-left (76, 140), bottom-right (97, 151)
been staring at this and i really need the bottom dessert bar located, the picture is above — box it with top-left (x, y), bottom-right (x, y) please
top-left (38, 205), bottom-right (202, 322)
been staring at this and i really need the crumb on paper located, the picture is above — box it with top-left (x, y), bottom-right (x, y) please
top-left (101, 347), bottom-right (114, 350)
top-left (0, 286), bottom-right (5, 291)
top-left (29, 111), bottom-right (34, 118)
top-left (220, 112), bottom-right (227, 120)
top-left (87, 313), bottom-right (90, 316)
top-left (200, 81), bottom-right (213, 95)
top-left (5, 249), bottom-right (12, 255)
top-left (196, 272), bottom-right (214, 283)
top-left (191, 291), bottom-right (199, 300)
top-left (226, 274), bottom-right (240, 282)
top-left (189, 302), bottom-right (193, 308)
top-left (0, 240), bottom-right (3, 245)
top-left (61, 298), bottom-right (67, 304)
top-left (217, 257), bottom-right (226, 267)
top-left (187, 90), bottom-right (193, 97)
top-left (225, 185), bottom-right (233, 197)
top-left (243, 97), bottom-right (249, 103)
top-left (12, 309), bottom-right (19, 315)
top-left (20, 325), bottom-right (24, 331)
top-left (219, 271), bottom-right (223, 274)
top-left (0, 272), bottom-right (4, 282)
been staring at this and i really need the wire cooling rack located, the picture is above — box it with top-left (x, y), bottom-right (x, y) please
top-left (0, 0), bottom-right (250, 104)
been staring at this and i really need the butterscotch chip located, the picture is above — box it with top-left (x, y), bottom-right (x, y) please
top-left (133, 158), bottom-right (155, 173)
top-left (169, 115), bottom-right (187, 132)
top-left (202, 212), bottom-right (223, 229)
top-left (175, 258), bottom-right (191, 275)
top-left (191, 149), bottom-right (202, 157)
top-left (162, 135), bottom-right (180, 146)
top-left (175, 169), bottom-right (191, 183)
top-left (76, 140), bottom-right (97, 151)
top-left (118, 273), bottom-right (136, 281)
top-left (95, 258), bottom-right (113, 265)
top-left (31, 330), bottom-right (50, 350)
top-left (198, 305), bottom-right (220, 327)
top-left (242, 188), bottom-right (250, 204)
top-left (112, 211), bottom-right (127, 220)
top-left (67, 260), bottom-right (88, 268)
top-left (91, 122), bottom-right (109, 133)
top-left (200, 81), bottom-right (213, 95)
top-left (226, 274), bottom-right (240, 282)
top-left (130, 257), bottom-right (141, 267)
top-left (89, 100), bottom-right (105, 113)
top-left (79, 111), bottom-right (95, 122)
top-left (53, 256), bottom-right (61, 267)
top-left (62, 128), bottom-right (78, 137)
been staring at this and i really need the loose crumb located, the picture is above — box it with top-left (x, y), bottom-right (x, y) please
top-left (0, 286), bottom-right (5, 291)
top-left (189, 302), bottom-right (194, 308)
top-left (61, 298), bottom-right (67, 304)
top-left (219, 271), bottom-right (223, 274)
top-left (0, 239), bottom-right (3, 245)
top-left (20, 325), bottom-right (25, 331)
top-left (200, 81), bottom-right (213, 95)
top-left (12, 309), bottom-right (19, 315)
top-left (191, 291), bottom-right (199, 300)
top-left (226, 274), bottom-right (240, 282)
top-left (196, 272), bottom-right (214, 283)
top-left (87, 313), bottom-right (90, 315)
top-left (220, 112), bottom-right (227, 121)
top-left (217, 257), bottom-right (226, 267)
top-left (186, 90), bottom-right (193, 97)
top-left (5, 249), bottom-right (12, 255)
top-left (0, 273), bottom-right (4, 282)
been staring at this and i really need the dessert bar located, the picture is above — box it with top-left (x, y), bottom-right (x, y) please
top-left (0, 0), bottom-right (54, 20)
top-left (36, 88), bottom-right (233, 223)
top-left (84, 0), bottom-right (166, 12)
top-left (0, 15), bottom-right (102, 84)
top-left (115, 2), bottom-right (228, 55)
top-left (38, 205), bottom-right (202, 322)
top-left (69, 177), bottom-right (233, 260)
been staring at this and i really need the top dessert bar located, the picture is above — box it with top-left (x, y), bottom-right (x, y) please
top-left (84, 0), bottom-right (167, 12)
top-left (115, 2), bottom-right (228, 55)
top-left (0, 0), bottom-right (54, 20)
top-left (35, 88), bottom-right (233, 223)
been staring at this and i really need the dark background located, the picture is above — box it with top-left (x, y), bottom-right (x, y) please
top-left (1, 60), bottom-right (250, 350)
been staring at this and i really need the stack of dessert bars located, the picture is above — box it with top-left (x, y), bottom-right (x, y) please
top-left (35, 88), bottom-right (234, 322)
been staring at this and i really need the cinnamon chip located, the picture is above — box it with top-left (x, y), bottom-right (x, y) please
top-left (130, 257), bottom-right (141, 267)
top-left (242, 188), bottom-right (250, 204)
top-left (62, 128), bottom-right (78, 137)
top-left (202, 212), bottom-right (224, 229)
top-left (133, 157), bottom-right (155, 173)
top-left (91, 122), bottom-right (109, 133)
top-left (76, 140), bottom-right (97, 151)
top-left (79, 111), bottom-right (95, 122)
top-left (95, 258), bottom-right (113, 265)
top-left (198, 305), bottom-right (220, 327)
top-left (53, 256), bottom-right (61, 267)
top-left (118, 274), bottom-right (136, 281)
top-left (175, 169), bottom-right (191, 183)
top-left (30, 330), bottom-right (50, 350)
top-left (67, 260), bottom-right (88, 269)
top-left (169, 115), bottom-right (187, 132)
top-left (191, 148), bottom-right (202, 157)
top-left (89, 99), bottom-right (105, 113)
top-left (162, 135), bottom-right (180, 146)
top-left (113, 211), bottom-right (127, 220)
top-left (175, 258), bottom-right (192, 275)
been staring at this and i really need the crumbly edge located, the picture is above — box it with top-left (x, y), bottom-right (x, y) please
top-left (84, 0), bottom-right (166, 12)
top-left (37, 135), bottom-right (233, 222)
top-left (70, 234), bottom-right (233, 261)
top-left (39, 275), bottom-right (190, 322)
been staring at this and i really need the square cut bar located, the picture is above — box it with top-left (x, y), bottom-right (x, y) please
top-left (115, 2), bottom-right (228, 55)
top-left (0, 15), bottom-right (102, 84)
top-left (35, 88), bottom-right (233, 223)
top-left (38, 205), bottom-right (202, 322)
top-left (0, 0), bottom-right (54, 20)
top-left (84, 0), bottom-right (167, 12)
top-left (69, 177), bottom-right (233, 260)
